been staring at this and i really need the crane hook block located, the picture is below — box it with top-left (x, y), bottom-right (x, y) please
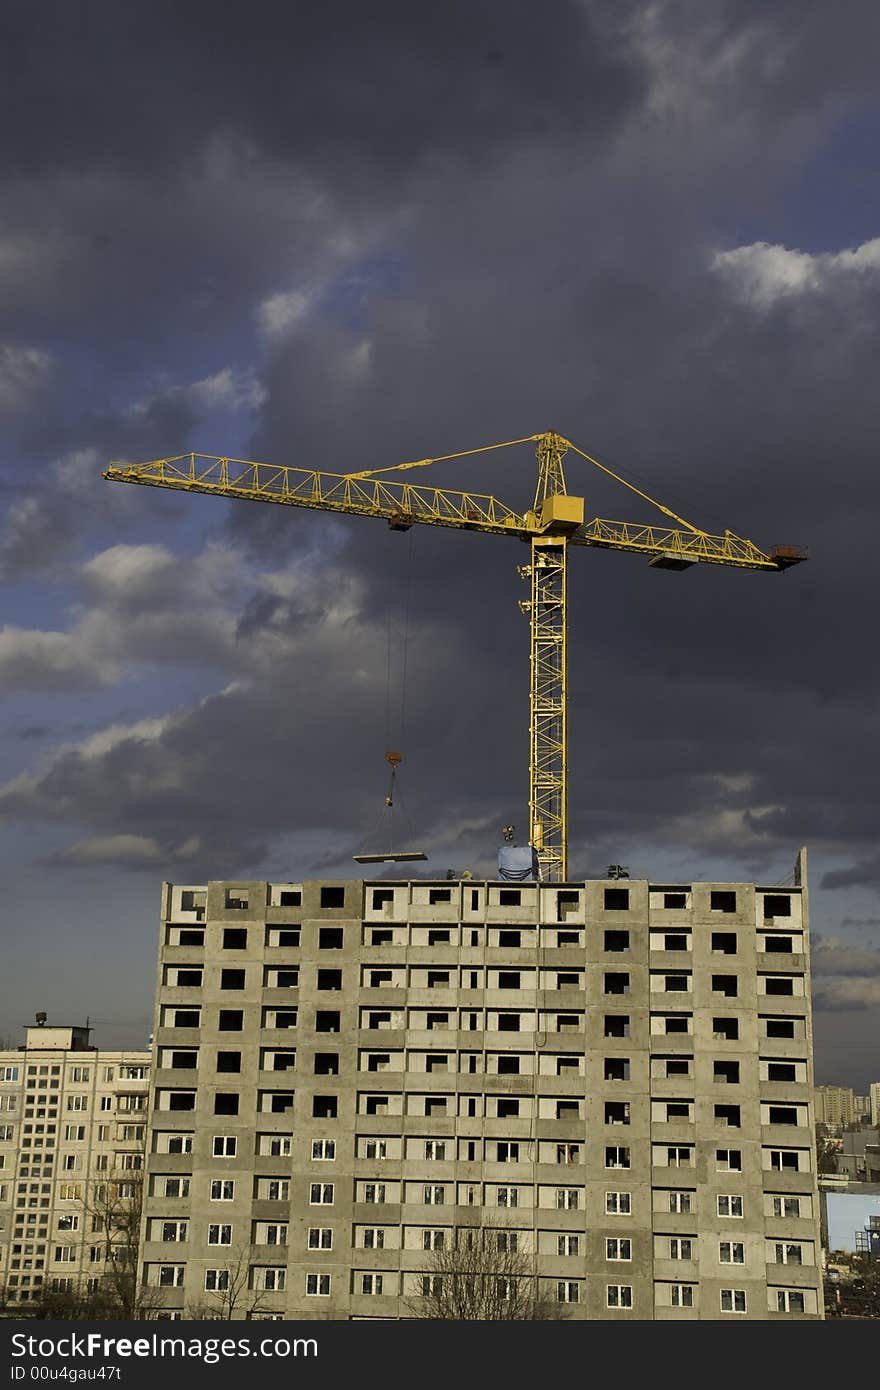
top-left (385, 751), bottom-right (403, 767)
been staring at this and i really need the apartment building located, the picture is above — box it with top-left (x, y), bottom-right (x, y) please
top-left (143, 852), bottom-right (823, 1320)
top-left (0, 1023), bottom-right (150, 1308)
top-left (814, 1086), bottom-right (869, 1128)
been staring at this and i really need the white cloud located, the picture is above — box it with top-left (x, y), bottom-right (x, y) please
top-left (130, 364), bottom-right (266, 418)
top-left (0, 626), bottom-right (118, 692)
top-left (55, 832), bottom-right (202, 867)
top-left (257, 287), bottom-right (317, 338)
top-left (712, 236), bottom-right (880, 307)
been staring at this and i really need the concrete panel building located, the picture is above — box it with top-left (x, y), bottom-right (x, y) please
top-left (0, 1023), bottom-right (150, 1308)
top-left (814, 1086), bottom-right (869, 1128)
top-left (142, 853), bottom-right (823, 1320)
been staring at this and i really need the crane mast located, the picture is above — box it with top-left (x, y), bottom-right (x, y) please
top-left (104, 431), bottom-right (805, 883)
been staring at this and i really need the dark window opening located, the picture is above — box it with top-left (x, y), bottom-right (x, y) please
top-left (313, 1096), bottom-right (338, 1119)
top-left (427, 971), bottom-right (450, 988)
top-left (714, 1061), bottom-right (740, 1084)
top-left (269, 1093), bottom-right (294, 1113)
top-left (765, 936), bottom-right (793, 953)
top-left (604, 930), bottom-right (629, 952)
top-left (556, 890), bottom-right (579, 921)
top-left (316, 1011), bottom-right (340, 1033)
top-left (218, 1009), bottom-right (243, 1031)
top-left (768, 1062), bottom-right (797, 1081)
top-left (714, 1104), bottom-right (741, 1127)
top-left (317, 969), bottom-right (342, 991)
top-left (498, 930), bottom-right (521, 948)
top-left (666, 1102), bottom-right (690, 1118)
top-left (223, 928), bottom-right (247, 950)
top-left (712, 975), bottom-right (738, 997)
top-left (498, 971), bottom-right (521, 989)
top-left (499, 889), bottom-right (521, 906)
top-left (272, 969), bottom-right (299, 988)
top-left (175, 969), bottom-right (202, 987)
top-left (214, 1093), bottom-right (239, 1115)
top-left (169, 1051), bottom-right (196, 1069)
top-left (279, 890), bottom-right (301, 907)
top-left (605, 1102), bottom-right (629, 1125)
top-left (665, 1058), bottom-right (690, 1076)
top-left (216, 1052), bottom-right (241, 1073)
top-left (498, 1014), bottom-right (521, 1032)
top-left (710, 891), bottom-right (737, 913)
top-left (428, 930), bottom-right (451, 945)
top-left (604, 1015), bottom-right (630, 1038)
top-left (604, 888), bottom-right (630, 911)
top-left (764, 895), bottom-right (791, 918)
top-left (764, 977), bottom-right (794, 996)
top-left (471, 890), bottom-right (480, 910)
top-left (371, 929), bottom-right (392, 946)
top-left (426, 1013), bottom-right (449, 1030)
top-left (713, 1017), bottom-right (738, 1040)
top-left (497, 1056), bottom-right (520, 1075)
top-left (425, 1097), bottom-right (446, 1116)
top-left (557, 1100), bottom-right (579, 1119)
top-left (314, 1054), bottom-right (339, 1076)
top-left (365, 1096), bottom-right (387, 1115)
top-left (663, 892), bottom-right (687, 909)
top-left (321, 887), bottom-right (346, 909)
top-left (172, 1010), bottom-right (200, 1027)
top-left (605, 1058), bottom-right (630, 1080)
top-left (177, 929), bottom-right (204, 946)
top-left (470, 930), bottom-right (480, 946)
top-left (319, 928), bottom-right (344, 949)
top-left (497, 1099), bottom-right (520, 1118)
top-left (604, 973), bottom-right (630, 995)
top-left (768, 1105), bottom-right (799, 1125)
top-left (275, 928), bottom-right (300, 947)
top-left (367, 1053), bottom-right (389, 1072)
top-left (429, 889), bottom-right (452, 905)
top-left (664, 933), bottom-right (688, 951)
top-left (168, 1092), bottom-right (195, 1110)
top-left (664, 974), bottom-right (689, 992)
top-left (765, 1018), bottom-right (795, 1038)
top-left (711, 932), bottom-right (737, 954)
top-left (220, 969), bottom-right (245, 990)
top-left (664, 1016), bottom-right (689, 1034)
top-left (224, 890), bottom-right (248, 910)
top-left (558, 930), bottom-right (580, 945)
top-left (372, 889), bottom-right (393, 909)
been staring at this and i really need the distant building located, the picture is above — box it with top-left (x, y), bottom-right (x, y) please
top-left (814, 1086), bottom-right (869, 1128)
top-left (870, 1082), bottom-right (880, 1128)
top-left (834, 1130), bottom-right (880, 1183)
top-left (0, 1022), bottom-right (150, 1309)
top-left (141, 860), bottom-right (824, 1320)
top-left (820, 1184), bottom-right (880, 1254)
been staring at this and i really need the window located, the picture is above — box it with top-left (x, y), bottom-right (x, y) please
top-left (205, 1269), bottom-right (230, 1292)
top-left (424, 1185), bottom-right (445, 1205)
top-left (223, 928), bottom-right (247, 949)
top-left (312, 1139), bottom-right (336, 1161)
top-left (605, 1146), bottom-right (630, 1169)
top-left (604, 930), bottom-right (629, 951)
top-left (776, 1290), bottom-right (806, 1313)
top-left (711, 891), bottom-right (736, 913)
top-left (366, 1229), bottom-right (387, 1250)
top-left (606, 1285), bottom-right (633, 1309)
top-left (210, 1180), bottom-right (235, 1201)
top-left (666, 1147), bottom-right (692, 1167)
top-left (711, 932), bottom-right (737, 954)
top-left (604, 888), bottom-right (629, 910)
top-left (499, 888), bottom-right (521, 906)
top-left (318, 968), bottom-right (343, 990)
top-left (716, 1148), bottom-right (742, 1172)
top-left (767, 1105), bottom-right (799, 1126)
top-left (307, 1228), bottom-right (333, 1250)
top-left (557, 1281), bottom-right (580, 1303)
top-left (557, 1143), bottom-right (579, 1165)
top-left (669, 1237), bottom-right (693, 1260)
top-left (663, 974), bottom-right (690, 992)
top-left (361, 1273), bottom-right (384, 1296)
top-left (764, 977), bottom-right (794, 996)
top-left (498, 970), bottom-right (521, 989)
top-left (772, 1197), bottom-right (801, 1218)
top-left (671, 1284), bottom-right (694, 1308)
top-left (497, 1142), bottom-right (519, 1163)
top-left (668, 1191), bottom-right (692, 1214)
top-left (497, 1014), bottom-right (521, 1032)
top-left (774, 1243), bottom-right (803, 1266)
top-left (364, 1140), bottom-right (387, 1160)
top-left (162, 1177), bottom-right (190, 1198)
top-left (306, 1274), bottom-right (331, 1296)
top-left (557, 1234), bottom-right (579, 1256)
top-left (216, 1052), bottom-right (241, 1073)
top-left (208, 1224), bottom-right (232, 1246)
top-left (605, 1102), bottom-right (630, 1125)
top-left (765, 1018), bottom-right (795, 1038)
top-left (217, 1010), bottom-right (243, 1031)
top-left (764, 894), bottom-right (791, 918)
top-left (160, 1220), bottom-right (189, 1243)
top-left (605, 1015), bottom-right (630, 1038)
top-left (718, 1195), bottom-right (743, 1218)
top-left (605, 1058), bottom-right (630, 1080)
top-left (421, 1275), bottom-right (443, 1298)
top-left (605, 1192), bottom-right (631, 1215)
top-left (556, 1188), bottom-right (579, 1210)
top-left (767, 1062), bottom-right (797, 1081)
top-left (606, 1238), bottom-right (631, 1261)
top-left (158, 1266), bottom-right (185, 1288)
top-left (663, 933), bottom-right (688, 950)
top-left (310, 1184), bottom-right (334, 1204)
top-left (713, 1017), bottom-right (738, 1040)
top-left (213, 1136), bottom-right (236, 1157)
top-left (604, 972), bottom-right (630, 995)
top-left (316, 1011), bottom-right (340, 1032)
top-left (220, 969), bottom-right (245, 990)
top-left (720, 1289), bottom-right (746, 1313)
top-left (712, 975), bottom-right (738, 997)
top-left (714, 1104), bottom-right (741, 1128)
top-left (769, 1150), bottom-right (799, 1172)
top-left (496, 1187), bottom-right (518, 1208)
top-left (719, 1241), bottom-right (745, 1264)
top-left (214, 1093), bottom-right (239, 1115)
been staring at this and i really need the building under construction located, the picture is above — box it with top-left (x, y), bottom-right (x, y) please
top-left (141, 853), bottom-right (823, 1319)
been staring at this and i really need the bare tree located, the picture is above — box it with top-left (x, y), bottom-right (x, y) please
top-left (185, 1244), bottom-right (274, 1321)
top-left (406, 1224), bottom-right (568, 1320)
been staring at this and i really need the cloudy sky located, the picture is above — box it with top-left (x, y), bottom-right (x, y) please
top-left (0, 0), bottom-right (878, 1089)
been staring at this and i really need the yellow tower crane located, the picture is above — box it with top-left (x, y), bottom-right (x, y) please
top-left (103, 431), bottom-right (805, 882)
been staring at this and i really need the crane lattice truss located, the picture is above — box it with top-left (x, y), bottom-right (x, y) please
top-left (104, 432), bottom-right (805, 882)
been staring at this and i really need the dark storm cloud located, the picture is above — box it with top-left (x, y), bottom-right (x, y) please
top-left (0, 2), bottom-right (640, 179)
top-left (822, 857), bottom-right (880, 891)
